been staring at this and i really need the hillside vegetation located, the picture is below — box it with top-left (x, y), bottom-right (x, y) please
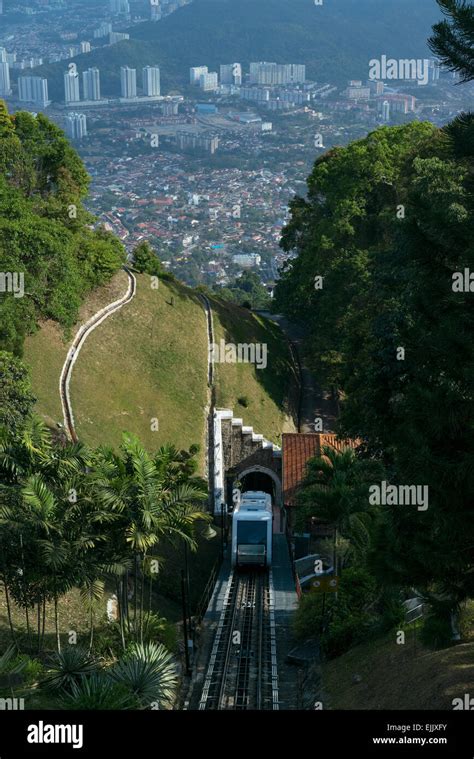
top-left (323, 631), bottom-right (474, 710)
top-left (23, 274), bottom-right (297, 466)
top-left (29, 0), bottom-right (439, 99)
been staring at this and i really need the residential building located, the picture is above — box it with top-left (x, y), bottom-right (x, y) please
top-left (0, 61), bottom-right (11, 96)
top-left (93, 22), bottom-right (112, 38)
top-left (18, 76), bottom-right (50, 107)
top-left (142, 66), bottom-right (160, 96)
top-left (249, 62), bottom-right (305, 85)
top-left (110, 0), bottom-right (130, 14)
top-left (83, 68), bottom-right (101, 101)
top-left (199, 72), bottom-right (218, 91)
top-left (190, 66), bottom-right (208, 85)
top-left (65, 112), bottom-right (88, 140)
top-left (109, 32), bottom-right (130, 44)
top-left (220, 63), bottom-right (242, 86)
top-left (120, 66), bottom-right (137, 98)
top-left (176, 131), bottom-right (219, 153)
top-left (240, 87), bottom-right (270, 103)
top-left (232, 253), bottom-right (261, 267)
top-left (64, 70), bottom-right (80, 104)
top-left (345, 81), bottom-right (371, 100)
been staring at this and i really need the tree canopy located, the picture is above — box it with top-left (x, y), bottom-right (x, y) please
top-left (0, 102), bottom-right (125, 357)
top-left (275, 116), bottom-right (474, 609)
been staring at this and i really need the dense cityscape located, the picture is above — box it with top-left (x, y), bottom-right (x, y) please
top-left (1, 0), bottom-right (473, 287)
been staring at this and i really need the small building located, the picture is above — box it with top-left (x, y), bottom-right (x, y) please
top-left (196, 103), bottom-right (218, 114)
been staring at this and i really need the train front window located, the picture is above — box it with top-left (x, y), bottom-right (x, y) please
top-left (237, 521), bottom-right (267, 545)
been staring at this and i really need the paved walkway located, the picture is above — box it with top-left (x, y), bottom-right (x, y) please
top-left (59, 267), bottom-right (136, 442)
top-left (272, 534), bottom-right (300, 709)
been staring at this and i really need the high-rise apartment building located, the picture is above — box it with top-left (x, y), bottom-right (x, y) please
top-left (176, 131), bottom-right (219, 154)
top-left (80, 41), bottom-right (91, 53)
top-left (0, 61), bottom-right (11, 96)
top-left (65, 112), bottom-right (88, 140)
top-left (220, 63), bottom-right (242, 86)
top-left (190, 66), bottom-right (208, 85)
top-left (110, 0), bottom-right (130, 14)
top-left (64, 70), bottom-right (80, 104)
top-left (93, 22), bottom-right (112, 38)
top-left (199, 72), bottom-right (218, 91)
top-left (142, 66), bottom-right (160, 96)
top-left (18, 76), bottom-right (50, 107)
top-left (120, 66), bottom-right (137, 98)
top-left (250, 62), bottom-right (305, 85)
top-left (83, 68), bottom-right (101, 101)
top-left (109, 32), bottom-right (130, 44)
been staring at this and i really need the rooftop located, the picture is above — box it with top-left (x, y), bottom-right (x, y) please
top-left (282, 433), bottom-right (354, 507)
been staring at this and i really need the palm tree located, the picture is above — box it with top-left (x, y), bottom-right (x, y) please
top-left (90, 433), bottom-right (209, 644)
top-left (429, 0), bottom-right (474, 83)
top-left (295, 446), bottom-right (385, 565)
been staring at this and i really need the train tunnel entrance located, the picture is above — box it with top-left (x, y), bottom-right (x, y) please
top-left (230, 465), bottom-right (284, 534)
top-left (240, 470), bottom-right (274, 497)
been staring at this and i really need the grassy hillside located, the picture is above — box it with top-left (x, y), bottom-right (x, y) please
top-left (210, 295), bottom-right (298, 445)
top-left (23, 273), bottom-right (297, 464)
top-left (27, 0), bottom-right (440, 100)
top-left (322, 626), bottom-right (474, 710)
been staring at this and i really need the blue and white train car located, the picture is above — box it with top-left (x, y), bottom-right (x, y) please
top-left (231, 491), bottom-right (273, 569)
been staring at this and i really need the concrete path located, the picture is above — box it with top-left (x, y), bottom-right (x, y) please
top-left (59, 267), bottom-right (137, 442)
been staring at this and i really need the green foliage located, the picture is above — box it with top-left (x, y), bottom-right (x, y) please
top-left (293, 567), bottom-right (378, 658)
top-left (3, 653), bottom-right (43, 685)
top-left (132, 241), bottom-right (164, 277)
top-left (42, 648), bottom-right (98, 694)
top-left (215, 271), bottom-right (271, 310)
top-left (0, 352), bottom-right (36, 437)
top-left (276, 117), bottom-right (474, 608)
top-left (429, 0), bottom-right (474, 82)
top-left (109, 642), bottom-right (178, 708)
top-left (0, 102), bottom-right (125, 356)
top-left (296, 446), bottom-right (385, 564)
top-left (420, 612), bottom-right (454, 650)
top-left (60, 673), bottom-right (139, 710)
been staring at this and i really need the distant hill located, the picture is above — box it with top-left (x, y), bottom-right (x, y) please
top-left (27, 0), bottom-right (440, 101)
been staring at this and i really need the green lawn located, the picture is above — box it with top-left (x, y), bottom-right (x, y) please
top-left (23, 275), bottom-right (298, 465)
top-left (24, 273), bottom-right (209, 469)
top-left (210, 296), bottom-right (298, 445)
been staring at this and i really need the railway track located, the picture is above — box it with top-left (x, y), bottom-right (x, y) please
top-left (199, 570), bottom-right (279, 710)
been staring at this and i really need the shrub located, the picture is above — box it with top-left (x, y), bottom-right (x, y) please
top-left (110, 642), bottom-right (178, 708)
top-left (420, 612), bottom-right (454, 650)
top-left (60, 673), bottom-right (138, 710)
top-left (6, 654), bottom-right (44, 685)
top-left (293, 566), bottom-right (378, 658)
top-left (42, 648), bottom-right (98, 694)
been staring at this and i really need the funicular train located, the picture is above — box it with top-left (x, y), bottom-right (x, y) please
top-left (231, 491), bottom-right (273, 569)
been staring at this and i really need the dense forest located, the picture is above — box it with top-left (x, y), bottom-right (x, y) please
top-left (275, 107), bottom-right (474, 644)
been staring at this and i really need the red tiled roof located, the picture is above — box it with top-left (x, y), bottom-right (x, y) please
top-left (282, 433), bottom-right (355, 507)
